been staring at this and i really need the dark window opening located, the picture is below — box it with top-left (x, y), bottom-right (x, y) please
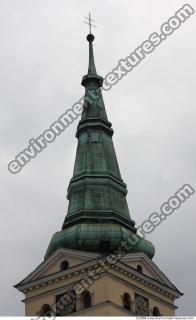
top-left (82, 290), bottom-right (91, 309)
top-left (60, 260), bottom-right (69, 271)
top-left (123, 292), bottom-right (131, 311)
top-left (153, 307), bottom-right (161, 316)
top-left (99, 240), bottom-right (110, 253)
top-left (137, 264), bottom-right (143, 273)
top-left (39, 304), bottom-right (52, 316)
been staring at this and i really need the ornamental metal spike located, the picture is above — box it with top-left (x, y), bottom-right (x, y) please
top-left (84, 12), bottom-right (96, 34)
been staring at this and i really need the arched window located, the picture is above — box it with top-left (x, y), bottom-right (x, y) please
top-left (81, 290), bottom-right (91, 309)
top-left (39, 304), bottom-right (52, 316)
top-left (123, 292), bottom-right (131, 311)
top-left (137, 265), bottom-right (143, 273)
top-left (153, 306), bottom-right (161, 316)
top-left (60, 260), bottom-right (69, 271)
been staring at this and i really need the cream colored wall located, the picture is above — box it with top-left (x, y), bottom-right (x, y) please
top-left (24, 271), bottom-right (176, 316)
top-left (25, 272), bottom-right (106, 315)
top-left (88, 276), bottom-right (107, 304)
top-left (108, 267), bottom-right (174, 304)
top-left (25, 294), bottom-right (55, 316)
top-left (25, 270), bottom-right (85, 299)
top-left (106, 275), bottom-right (175, 316)
top-left (107, 305), bottom-right (131, 316)
top-left (149, 299), bottom-right (175, 316)
top-left (123, 259), bottom-right (155, 278)
top-left (25, 262), bottom-right (173, 305)
top-left (75, 304), bottom-right (131, 316)
top-left (40, 255), bottom-right (87, 277)
top-left (22, 251), bottom-right (178, 316)
top-left (77, 304), bottom-right (109, 316)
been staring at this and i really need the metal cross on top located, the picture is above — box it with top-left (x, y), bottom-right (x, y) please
top-left (84, 13), bottom-right (96, 34)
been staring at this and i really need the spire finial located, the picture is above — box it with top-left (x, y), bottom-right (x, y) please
top-left (82, 13), bottom-right (104, 86)
top-left (84, 12), bottom-right (96, 35)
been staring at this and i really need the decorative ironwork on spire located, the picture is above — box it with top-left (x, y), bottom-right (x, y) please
top-left (82, 13), bottom-right (102, 85)
top-left (84, 12), bottom-right (96, 35)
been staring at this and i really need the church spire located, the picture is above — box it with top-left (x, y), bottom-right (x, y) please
top-left (44, 23), bottom-right (155, 261)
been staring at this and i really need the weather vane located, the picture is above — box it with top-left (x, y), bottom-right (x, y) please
top-left (84, 13), bottom-right (96, 34)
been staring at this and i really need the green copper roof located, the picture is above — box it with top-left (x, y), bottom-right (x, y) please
top-left (45, 224), bottom-right (155, 260)
top-left (45, 33), bottom-right (155, 260)
top-left (63, 34), bottom-right (135, 231)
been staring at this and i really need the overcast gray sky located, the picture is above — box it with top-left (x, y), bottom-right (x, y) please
top-left (0, 0), bottom-right (196, 315)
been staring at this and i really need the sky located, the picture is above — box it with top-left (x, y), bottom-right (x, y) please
top-left (0, 0), bottom-right (196, 315)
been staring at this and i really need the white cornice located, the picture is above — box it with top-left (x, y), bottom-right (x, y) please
top-left (106, 272), bottom-right (178, 310)
top-left (15, 248), bottom-right (100, 286)
top-left (15, 251), bottom-right (182, 299)
top-left (22, 271), bottom-right (178, 311)
top-left (122, 253), bottom-right (177, 289)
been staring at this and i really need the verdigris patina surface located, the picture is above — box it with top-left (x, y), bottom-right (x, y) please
top-left (45, 33), bottom-right (155, 260)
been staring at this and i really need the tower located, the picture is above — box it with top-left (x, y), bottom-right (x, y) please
top-left (15, 26), bottom-right (182, 316)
